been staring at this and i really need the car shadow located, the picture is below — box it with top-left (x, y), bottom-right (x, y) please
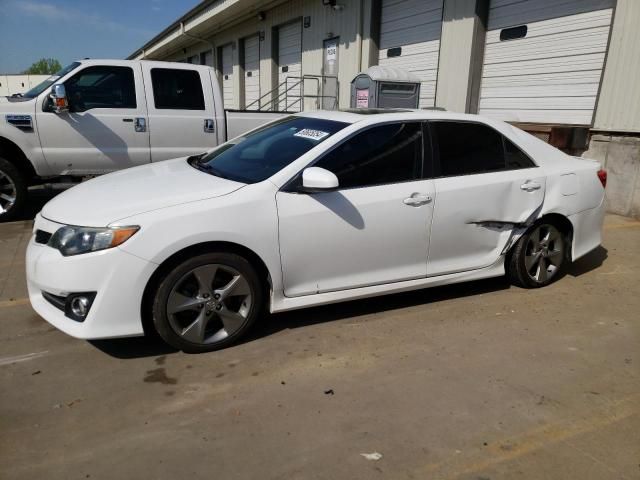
top-left (566, 245), bottom-right (608, 277)
top-left (89, 246), bottom-right (608, 359)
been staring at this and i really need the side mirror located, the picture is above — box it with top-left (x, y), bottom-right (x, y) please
top-left (301, 167), bottom-right (339, 192)
top-left (50, 84), bottom-right (69, 113)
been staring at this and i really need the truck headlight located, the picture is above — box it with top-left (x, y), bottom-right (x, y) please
top-left (48, 225), bottom-right (139, 256)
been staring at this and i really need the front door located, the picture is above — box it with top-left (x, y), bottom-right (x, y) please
top-left (142, 65), bottom-right (218, 162)
top-left (36, 64), bottom-right (150, 174)
top-left (276, 122), bottom-right (434, 297)
top-left (427, 120), bottom-right (546, 276)
top-left (322, 37), bottom-right (339, 110)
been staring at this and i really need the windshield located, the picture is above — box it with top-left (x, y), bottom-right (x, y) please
top-left (193, 116), bottom-right (349, 183)
top-left (21, 62), bottom-right (81, 98)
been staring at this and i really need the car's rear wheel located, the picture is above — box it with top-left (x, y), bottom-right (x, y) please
top-left (0, 157), bottom-right (27, 222)
top-left (152, 252), bottom-right (263, 353)
top-left (507, 222), bottom-right (567, 288)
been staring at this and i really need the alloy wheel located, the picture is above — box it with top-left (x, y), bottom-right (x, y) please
top-left (524, 224), bottom-right (564, 283)
top-left (166, 263), bottom-right (253, 345)
top-left (0, 169), bottom-right (17, 215)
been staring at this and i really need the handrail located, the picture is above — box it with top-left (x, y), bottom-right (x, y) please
top-left (244, 74), bottom-right (339, 112)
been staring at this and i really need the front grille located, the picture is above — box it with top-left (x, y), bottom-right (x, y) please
top-left (34, 230), bottom-right (52, 245)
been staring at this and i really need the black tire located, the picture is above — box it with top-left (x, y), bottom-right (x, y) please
top-left (0, 156), bottom-right (27, 222)
top-left (507, 221), bottom-right (568, 288)
top-left (151, 252), bottom-right (264, 353)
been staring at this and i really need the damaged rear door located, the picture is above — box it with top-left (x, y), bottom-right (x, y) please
top-left (426, 120), bottom-right (545, 276)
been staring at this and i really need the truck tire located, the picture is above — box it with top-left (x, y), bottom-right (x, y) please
top-left (0, 157), bottom-right (27, 222)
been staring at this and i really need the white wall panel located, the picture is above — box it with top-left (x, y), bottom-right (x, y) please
top-left (220, 44), bottom-right (234, 109)
top-left (378, 0), bottom-right (443, 108)
top-left (479, 0), bottom-right (615, 125)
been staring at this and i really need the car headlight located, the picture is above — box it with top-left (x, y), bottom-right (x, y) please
top-left (48, 225), bottom-right (139, 256)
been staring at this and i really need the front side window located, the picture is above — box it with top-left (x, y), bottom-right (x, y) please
top-left (65, 66), bottom-right (136, 112)
top-left (23, 62), bottom-right (81, 99)
top-left (151, 68), bottom-right (205, 110)
top-left (194, 117), bottom-right (348, 184)
top-left (314, 122), bottom-right (423, 189)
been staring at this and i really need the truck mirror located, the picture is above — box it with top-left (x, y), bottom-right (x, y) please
top-left (50, 84), bottom-right (69, 113)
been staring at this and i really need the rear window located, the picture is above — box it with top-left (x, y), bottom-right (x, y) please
top-left (194, 117), bottom-right (348, 183)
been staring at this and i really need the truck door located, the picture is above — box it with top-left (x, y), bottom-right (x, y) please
top-left (36, 63), bottom-right (150, 174)
top-left (142, 65), bottom-right (218, 162)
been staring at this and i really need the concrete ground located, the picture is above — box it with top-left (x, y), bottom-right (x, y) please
top-left (0, 213), bottom-right (638, 480)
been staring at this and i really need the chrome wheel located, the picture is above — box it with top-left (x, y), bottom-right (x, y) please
top-left (524, 224), bottom-right (564, 283)
top-left (0, 169), bottom-right (17, 215)
top-left (166, 263), bottom-right (253, 345)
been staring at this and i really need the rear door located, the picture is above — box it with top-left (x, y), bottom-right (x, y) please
top-left (36, 63), bottom-right (150, 174)
top-left (427, 121), bottom-right (545, 276)
top-left (276, 122), bottom-right (434, 296)
top-left (142, 65), bottom-right (218, 162)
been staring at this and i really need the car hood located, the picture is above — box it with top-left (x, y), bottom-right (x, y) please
top-left (41, 158), bottom-right (245, 227)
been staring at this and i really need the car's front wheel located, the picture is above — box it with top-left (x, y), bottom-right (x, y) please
top-left (152, 252), bottom-right (263, 353)
top-left (507, 222), bottom-right (567, 288)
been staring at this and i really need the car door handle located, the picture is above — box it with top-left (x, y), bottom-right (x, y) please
top-left (403, 193), bottom-right (432, 206)
top-left (204, 119), bottom-right (215, 133)
top-left (520, 181), bottom-right (541, 192)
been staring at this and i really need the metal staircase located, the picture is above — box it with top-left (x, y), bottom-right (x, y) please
top-left (245, 74), bottom-right (339, 112)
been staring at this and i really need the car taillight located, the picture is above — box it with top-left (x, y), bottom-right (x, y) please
top-left (597, 169), bottom-right (607, 188)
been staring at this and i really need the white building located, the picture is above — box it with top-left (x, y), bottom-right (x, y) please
top-left (0, 74), bottom-right (50, 96)
top-left (130, 0), bottom-right (640, 217)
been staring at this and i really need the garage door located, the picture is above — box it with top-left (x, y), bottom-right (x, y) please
top-left (378, 0), bottom-right (443, 108)
top-left (278, 21), bottom-right (302, 111)
top-left (220, 44), bottom-right (234, 109)
top-left (479, 0), bottom-right (615, 125)
top-left (243, 35), bottom-right (261, 110)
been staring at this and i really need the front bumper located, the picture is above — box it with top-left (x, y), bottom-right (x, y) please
top-left (26, 215), bottom-right (157, 339)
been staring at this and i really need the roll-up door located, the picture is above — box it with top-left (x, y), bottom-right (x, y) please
top-left (378, 0), bottom-right (443, 108)
top-left (220, 44), bottom-right (234, 109)
top-left (278, 21), bottom-right (302, 112)
top-left (479, 0), bottom-right (615, 125)
top-left (243, 35), bottom-right (261, 110)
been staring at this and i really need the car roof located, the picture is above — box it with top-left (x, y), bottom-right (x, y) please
top-left (296, 108), bottom-right (498, 125)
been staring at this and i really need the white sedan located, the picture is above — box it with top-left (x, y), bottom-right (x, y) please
top-left (26, 110), bottom-right (606, 352)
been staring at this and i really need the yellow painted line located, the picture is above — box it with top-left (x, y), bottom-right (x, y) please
top-left (604, 222), bottom-right (640, 230)
top-left (0, 298), bottom-right (30, 308)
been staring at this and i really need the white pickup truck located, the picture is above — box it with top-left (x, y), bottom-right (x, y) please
top-left (0, 59), bottom-right (286, 220)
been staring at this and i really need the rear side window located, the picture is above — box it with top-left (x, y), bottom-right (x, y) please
top-left (505, 138), bottom-right (535, 169)
top-left (314, 122), bottom-right (423, 189)
top-left (65, 66), bottom-right (136, 112)
top-left (151, 68), bottom-right (205, 110)
top-left (430, 121), bottom-right (535, 176)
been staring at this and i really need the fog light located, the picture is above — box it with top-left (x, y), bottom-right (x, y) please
top-left (64, 292), bottom-right (96, 322)
top-left (70, 296), bottom-right (90, 317)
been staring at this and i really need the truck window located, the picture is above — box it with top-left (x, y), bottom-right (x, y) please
top-left (151, 68), bottom-right (205, 110)
top-left (65, 66), bottom-right (136, 112)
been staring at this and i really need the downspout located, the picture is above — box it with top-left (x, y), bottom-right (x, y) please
top-left (357, 0), bottom-right (364, 72)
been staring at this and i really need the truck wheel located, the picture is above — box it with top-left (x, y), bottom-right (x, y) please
top-left (151, 252), bottom-right (264, 353)
top-left (0, 157), bottom-right (27, 222)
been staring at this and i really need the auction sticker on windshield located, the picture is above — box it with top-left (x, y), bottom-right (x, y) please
top-left (294, 129), bottom-right (330, 141)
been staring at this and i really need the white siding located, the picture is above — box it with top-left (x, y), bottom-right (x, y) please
top-left (378, 0), bottom-right (443, 108)
top-left (220, 44), bottom-right (234, 109)
top-left (243, 35), bottom-right (261, 110)
top-left (278, 21), bottom-right (302, 112)
top-left (479, 0), bottom-right (615, 125)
